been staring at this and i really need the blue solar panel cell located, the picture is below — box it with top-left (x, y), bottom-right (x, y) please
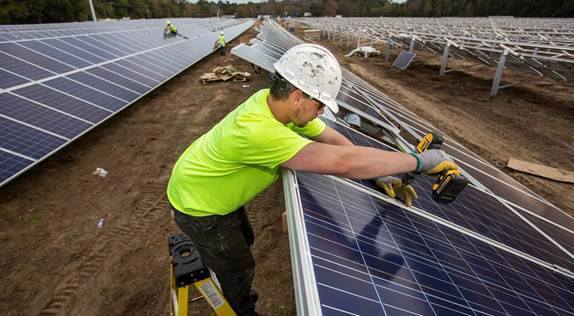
top-left (86, 35), bottom-right (131, 57)
top-left (68, 72), bottom-right (140, 102)
top-left (44, 77), bottom-right (126, 112)
top-left (18, 40), bottom-right (91, 69)
top-left (115, 59), bottom-right (168, 82)
top-left (0, 51), bottom-right (54, 81)
top-left (131, 54), bottom-right (178, 77)
top-left (13, 84), bottom-right (113, 123)
top-left (512, 207), bottom-right (573, 254)
top-left (97, 34), bottom-right (139, 54)
top-left (101, 63), bottom-right (159, 87)
top-left (0, 43), bottom-right (75, 74)
top-left (87, 67), bottom-right (151, 94)
top-left (0, 69), bottom-right (30, 89)
top-left (41, 38), bottom-right (104, 64)
top-left (60, 37), bottom-right (117, 60)
top-left (0, 93), bottom-right (91, 139)
top-left (296, 172), bottom-right (574, 316)
top-left (0, 150), bottom-right (34, 183)
top-left (0, 116), bottom-right (66, 160)
top-left (149, 48), bottom-right (189, 68)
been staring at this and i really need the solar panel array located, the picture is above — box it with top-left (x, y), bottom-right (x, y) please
top-left (0, 18), bottom-right (254, 186)
top-left (232, 20), bottom-right (574, 316)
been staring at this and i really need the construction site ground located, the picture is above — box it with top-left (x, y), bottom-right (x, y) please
top-left (1, 25), bottom-right (573, 316)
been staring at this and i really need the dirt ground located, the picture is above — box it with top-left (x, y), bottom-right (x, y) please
top-left (1, 24), bottom-right (573, 316)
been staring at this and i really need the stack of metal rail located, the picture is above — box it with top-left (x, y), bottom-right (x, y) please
top-left (232, 20), bottom-right (574, 316)
top-left (296, 17), bottom-right (574, 96)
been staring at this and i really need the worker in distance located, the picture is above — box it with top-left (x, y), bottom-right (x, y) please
top-left (164, 20), bottom-right (178, 39)
top-left (167, 43), bottom-right (458, 315)
top-left (214, 31), bottom-right (226, 56)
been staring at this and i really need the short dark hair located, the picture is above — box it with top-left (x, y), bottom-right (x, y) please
top-left (269, 72), bottom-right (297, 101)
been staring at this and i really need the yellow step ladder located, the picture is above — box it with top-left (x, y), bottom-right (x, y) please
top-left (169, 233), bottom-right (236, 316)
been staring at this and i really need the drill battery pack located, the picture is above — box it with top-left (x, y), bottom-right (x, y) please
top-left (432, 170), bottom-right (469, 204)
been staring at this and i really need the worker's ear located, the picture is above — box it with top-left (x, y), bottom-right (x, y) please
top-left (289, 89), bottom-right (305, 108)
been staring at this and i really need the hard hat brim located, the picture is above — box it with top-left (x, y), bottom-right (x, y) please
top-left (323, 99), bottom-right (339, 113)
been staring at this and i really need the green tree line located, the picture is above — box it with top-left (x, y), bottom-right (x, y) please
top-left (1, 0), bottom-right (572, 24)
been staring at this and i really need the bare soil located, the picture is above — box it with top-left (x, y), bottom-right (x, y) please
top-left (1, 25), bottom-right (573, 316)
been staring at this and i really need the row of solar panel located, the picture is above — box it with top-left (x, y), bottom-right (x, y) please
top-left (0, 19), bottom-right (254, 186)
top-left (0, 30), bottom-right (194, 89)
top-left (0, 18), bottom-right (240, 42)
top-left (232, 20), bottom-right (573, 316)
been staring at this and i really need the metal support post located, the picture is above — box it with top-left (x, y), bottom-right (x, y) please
top-left (357, 36), bottom-right (360, 48)
top-left (491, 49), bottom-right (509, 97)
top-left (440, 43), bottom-right (451, 76)
top-left (409, 37), bottom-right (416, 53)
top-left (385, 37), bottom-right (392, 62)
top-left (347, 34), bottom-right (351, 46)
top-left (88, 0), bottom-right (97, 22)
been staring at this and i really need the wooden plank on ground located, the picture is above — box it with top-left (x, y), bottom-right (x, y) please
top-left (507, 158), bottom-right (574, 184)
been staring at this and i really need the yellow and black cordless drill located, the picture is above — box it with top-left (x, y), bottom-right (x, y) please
top-left (403, 132), bottom-right (469, 204)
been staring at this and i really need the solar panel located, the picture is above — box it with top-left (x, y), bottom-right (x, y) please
top-left (392, 50), bottom-right (416, 70)
top-left (0, 151), bottom-right (33, 184)
top-left (296, 172), bottom-right (574, 316)
top-left (0, 93), bottom-right (91, 139)
top-left (324, 118), bottom-right (573, 271)
top-left (233, 20), bottom-right (574, 316)
top-left (0, 18), bottom-right (255, 186)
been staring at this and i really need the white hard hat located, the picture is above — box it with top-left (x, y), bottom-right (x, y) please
top-left (220, 32), bottom-right (224, 35)
top-left (273, 44), bottom-right (342, 113)
top-left (166, 20), bottom-right (171, 24)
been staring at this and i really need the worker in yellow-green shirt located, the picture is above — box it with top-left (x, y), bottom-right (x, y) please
top-left (164, 20), bottom-right (177, 39)
top-left (167, 44), bottom-right (457, 315)
top-left (215, 31), bottom-right (226, 56)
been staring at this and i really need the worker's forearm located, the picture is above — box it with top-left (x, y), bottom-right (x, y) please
top-left (339, 146), bottom-right (416, 179)
top-left (313, 127), bottom-right (354, 146)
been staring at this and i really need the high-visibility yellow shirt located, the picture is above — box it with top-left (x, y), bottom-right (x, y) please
top-left (167, 89), bottom-right (326, 216)
top-left (169, 25), bottom-right (177, 33)
top-left (218, 34), bottom-right (225, 46)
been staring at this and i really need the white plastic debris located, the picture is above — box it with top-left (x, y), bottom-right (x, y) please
top-left (242, 84), bottom-right (250, 88)
top-left (345, 46), bottom-right (381, 58)
top-left (93, 168), bottom-right (108, 177)
top-left (97, 217), bottom-right (105, 229)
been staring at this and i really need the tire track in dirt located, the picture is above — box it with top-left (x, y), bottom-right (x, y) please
top-left (38, 184), bottom-right (167, 315)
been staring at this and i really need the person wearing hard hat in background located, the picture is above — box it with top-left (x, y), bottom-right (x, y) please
top-left (167, 44), bottom-right (458, 315)
top-left (215, 31), bottom-right (226, 55)
top-left (164, 20), bottom-right (177, 39)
